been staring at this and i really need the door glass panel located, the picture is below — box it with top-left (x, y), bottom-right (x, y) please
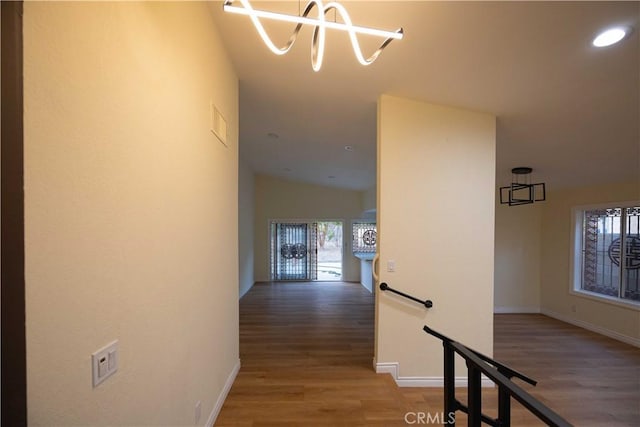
top-left (317, 221), bottom-right (342, 281)
top-left (273, 223), bottom-right (308, 280)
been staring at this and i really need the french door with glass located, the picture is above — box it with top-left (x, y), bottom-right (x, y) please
top-left (270, 222), bottom-right (318, 281)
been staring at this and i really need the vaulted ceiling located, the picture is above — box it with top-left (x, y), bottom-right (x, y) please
top-left (210, 1), bottom-right (639, 191)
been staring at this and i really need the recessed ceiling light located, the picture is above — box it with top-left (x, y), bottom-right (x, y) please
top-left (344, 145), bottom-right (354, 151)
top-left (593, 27), bottom-right (629, 47)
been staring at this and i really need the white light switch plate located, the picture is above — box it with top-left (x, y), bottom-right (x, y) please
top-left (387, 260), bottom-right (396, 272)
top-left (92, 340), bottom-right (118, 387)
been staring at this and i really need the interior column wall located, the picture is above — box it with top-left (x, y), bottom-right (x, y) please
top-left (376, 95), bottom-right (496, 380)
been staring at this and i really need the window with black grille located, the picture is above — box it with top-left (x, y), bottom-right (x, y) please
top-left (352, 222), bottom-right (377, 253)
top-left (574, 205), bottom-right (640, 304)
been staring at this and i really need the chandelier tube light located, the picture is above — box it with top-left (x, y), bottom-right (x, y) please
top-left (223, 0), bottom-right (404, 71)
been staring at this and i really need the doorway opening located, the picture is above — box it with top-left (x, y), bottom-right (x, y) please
top-left (317, 221), bottom-right (343, 281)
top-left (269, 220), bottom-right (343, 281)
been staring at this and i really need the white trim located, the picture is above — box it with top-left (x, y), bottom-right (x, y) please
top-left (572, 200), bottom-right (640, 211)
top-left (361, 281), bottom-right (373, 293)
top-left (569, 289), bottom-right (640, 311)
top-left (375, 362), bottom-right (493, 388)
top-left (206, 359), bottom-right (241, 427)
top-left (494, 306), bottom-right (540, 314)
top-left (569, 206), bottom-right (583, 303)
top-left (239, 283), bottom-right (253, 299)
top-left (541, 308), bottom-right (640, 348)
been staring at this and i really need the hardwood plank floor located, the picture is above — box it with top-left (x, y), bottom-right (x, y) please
top-left (215, 282), bottom-right (640, 426)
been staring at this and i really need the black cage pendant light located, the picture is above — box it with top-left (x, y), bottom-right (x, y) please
top-left (499, 167), bottom-right (546, 206)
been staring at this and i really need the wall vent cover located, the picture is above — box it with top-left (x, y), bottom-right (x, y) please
top-left (211, 102), bottom-right (228, 146)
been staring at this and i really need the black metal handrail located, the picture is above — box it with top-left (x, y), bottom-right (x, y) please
top-left (379, 282), bottom-right (433, 308)
top-left (424, 325), bottom-right (573, 427)
top-left (423, 326), bottom-right (536, 386)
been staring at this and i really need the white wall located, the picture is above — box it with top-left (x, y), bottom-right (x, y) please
top-left (254, 174), bottom-right (363, 282)
top-left (494, 200), bottom-right (542, 313)
top-left (493, 179), bottom-right (640, 346)
top-left (24, 2), bottom-right (239, 425)
top-left (239, 160), bottom-right (255, 298)
top-left (376, 95), bottom-right (495, 381)
top-left (362, 186), bottom-right (376, 213)
top-left (540, 181), bottom-right (640, 345)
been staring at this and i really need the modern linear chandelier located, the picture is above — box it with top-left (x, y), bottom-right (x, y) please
top-left (223, 0), bottom-right (404, 71)
top-left (499, 167), bottom-right (546, 206)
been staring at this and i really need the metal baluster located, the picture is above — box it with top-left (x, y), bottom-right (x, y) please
top-left (467, 362), bottom-right (482, 427)
top-left (498, 385), bottom-right (511, 427)
top-left (443, 341), bottom-right (456, 426)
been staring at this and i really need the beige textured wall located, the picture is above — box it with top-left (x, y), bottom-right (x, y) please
top-left (239, 160), bottom-right (255, 298)
top-left (494, 200), bottom-right (542, 312)
top-left (24, 2), bottom-right (239, 425)
top-left (254, 174), bottom-right (364, 282)
top-left (540, 181), bottom-right (640, 343)
top-left (377, 95), bottom-right (495, 377)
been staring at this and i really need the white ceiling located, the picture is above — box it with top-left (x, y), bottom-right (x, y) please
top-left (210, 1), bottom-right (639, 191)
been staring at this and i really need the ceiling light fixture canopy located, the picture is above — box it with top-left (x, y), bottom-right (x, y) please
top-left (223, 0), bottom-right (404, 71)
top-left (499, 167), bottom-right (546, 206)
top-left (593, 27), bottom-right (629, 47)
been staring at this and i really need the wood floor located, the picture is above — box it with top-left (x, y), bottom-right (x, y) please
top-left (215, 282), bottom-right (640, 426)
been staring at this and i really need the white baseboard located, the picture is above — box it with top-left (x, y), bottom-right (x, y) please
top-left (360, 281), bottom-right (373, 293)
top-left (375, 362), bottom-right (493, 388)
top-left (494, 306), bottom-right (540, 314)
top-left (239, 282), bottom-right (255, 299)
top-left (206, 359), bottom-right (240, 426)
top-left (541, 308), bottom-right (640, 348)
